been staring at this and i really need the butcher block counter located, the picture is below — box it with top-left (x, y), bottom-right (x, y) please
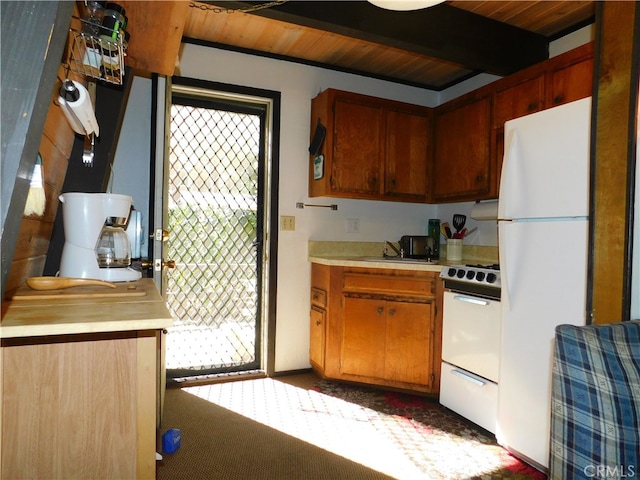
top-left (1, 278), bottom-right (172, 338)
top-left (0, 278), bottom-right (173, 480)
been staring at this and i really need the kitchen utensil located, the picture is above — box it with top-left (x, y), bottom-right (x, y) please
top-left (453, 214), bottom-right (466, 234)
top-left (26, 276), bottom-right (116, 290)
top-left (442, 222), bottom-right (452, 239)
top-left (83, 132), bottom-right (95, 167)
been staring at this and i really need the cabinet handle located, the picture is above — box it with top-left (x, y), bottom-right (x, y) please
top-left (377, 306), bottom-right (384, 315)
top-left (388, 309), bottom-right (395, 316)
top-left (316, 320), bottom-right (322, 326)
top-left (554, 95), bottom-right (563, 104)
top-left (451, 369), bottom-right (486, 387)
top-left (312, 293), bottom-right (319, 300)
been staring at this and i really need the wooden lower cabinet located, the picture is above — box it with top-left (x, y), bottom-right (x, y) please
top-left (310, 305), bottom-right (326, 370)
top-left (342, 297), bottom-right (433, 387)
top-left (1, 331), bottom-right (158, 480)
top-left (310, 263), bottom-right (442, 394)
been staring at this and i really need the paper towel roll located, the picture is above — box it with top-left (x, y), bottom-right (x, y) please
top-left (59, 80), bottom-right (100, 137)
top-left (470, 200), bottom-right (498, 220)
top-left (58, 97), bottom-right (85, 135)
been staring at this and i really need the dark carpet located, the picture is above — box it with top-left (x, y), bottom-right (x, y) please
top-left (157, 374), bottom-right (547, 480)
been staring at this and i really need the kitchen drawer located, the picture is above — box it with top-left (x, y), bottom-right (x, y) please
top-left (440, 361), bottom-right (498, 434)
top-left (310, 287), bottom-right (327, 308)
top-left (343, 272), bottom-right (434, 297)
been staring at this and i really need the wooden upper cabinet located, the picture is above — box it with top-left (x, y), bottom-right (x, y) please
top-left (332, 97), bottom-right (384, 196)
top-left (309, 89), bottom-right (430, 202)
top-left (493, 75), bottom-right (545, 129)
top-left (546, 49), bottom-right (594, 107)
top-left (118, 1), bottom-right (188, 76)
top-left (432, 94), bottom-right (492, 202)
top-left (385, 109), bottom-right (430, 200)
top-left (308, 44), bottom-right (593, 204)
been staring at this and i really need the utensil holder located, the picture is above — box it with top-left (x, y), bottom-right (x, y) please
top-left (446, 239), bottom-right (463, 262)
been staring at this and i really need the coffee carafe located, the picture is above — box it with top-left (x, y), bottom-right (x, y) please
top-left (96, 225), bottom-right (131, 268)
top-left (59, 192), bottom-right (142, 282)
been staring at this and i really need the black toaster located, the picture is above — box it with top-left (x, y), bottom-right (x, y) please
top-left (399, 235), bottom-right (436, 259)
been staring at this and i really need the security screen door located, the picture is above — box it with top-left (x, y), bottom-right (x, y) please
top-left (162, 81), bottom-right (273, 381)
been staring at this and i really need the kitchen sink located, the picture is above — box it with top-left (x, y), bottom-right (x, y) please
top-left (355, 256), bottom-right (440, 265)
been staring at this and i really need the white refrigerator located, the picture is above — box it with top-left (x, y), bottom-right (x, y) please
top-left (496, 97), bottom-right (591, 470)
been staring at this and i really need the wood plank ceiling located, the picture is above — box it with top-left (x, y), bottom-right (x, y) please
top-left (182, 1), bottom-right (595, 90)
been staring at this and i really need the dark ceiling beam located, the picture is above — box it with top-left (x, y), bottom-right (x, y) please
top-left (215, 1), bottom-right (549, 76)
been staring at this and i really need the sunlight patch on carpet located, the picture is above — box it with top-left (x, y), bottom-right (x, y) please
top-left (182, 378), bottom-right (544, 480)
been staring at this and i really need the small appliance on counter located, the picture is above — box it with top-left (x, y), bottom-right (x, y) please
top-left (59, 192), bottom-right (142, 282)
top-left (399, 235), bottom-right (435, 260)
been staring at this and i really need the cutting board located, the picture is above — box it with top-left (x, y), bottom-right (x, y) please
top-left (11, 282), bottom-right (147, 301)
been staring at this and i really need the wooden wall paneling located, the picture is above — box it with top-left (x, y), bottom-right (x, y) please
top-left (588, 2), bottom-right (640, 324)
top-left (4, 73), bottom-right (77, 298)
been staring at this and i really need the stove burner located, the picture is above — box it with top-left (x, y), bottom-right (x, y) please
top-left (439, 264), bottom-right (502, 299)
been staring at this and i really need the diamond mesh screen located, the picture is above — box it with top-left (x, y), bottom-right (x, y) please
top-left (165, 102), bottom-right (261, 375)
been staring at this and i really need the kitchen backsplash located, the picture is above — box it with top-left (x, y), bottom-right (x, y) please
top-left (308, 241), bottom-right (499, 263)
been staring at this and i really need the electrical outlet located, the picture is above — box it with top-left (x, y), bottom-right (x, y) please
top-left (346, 218), bottom-right (360, 233)
top-left (280, 215), bottom-right (295, 231)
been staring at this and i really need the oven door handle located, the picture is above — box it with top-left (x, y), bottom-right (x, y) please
top-left (451, 369), bottom-right (487, 387)
top-left (453, 295), bottom-right (490, 306)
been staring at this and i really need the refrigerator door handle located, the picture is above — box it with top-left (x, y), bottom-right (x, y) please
top-left (498, 221), bottom-right (511, 311)
top-left (451, 369), bottom-right (487, 387)
top-left (498, 129), bottom-right (520, 220)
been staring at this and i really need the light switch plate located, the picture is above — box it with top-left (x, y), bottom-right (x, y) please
top-left (346, 218), bottom-right (360, 233)
top-left (280, 215), bottom-right (296, 231)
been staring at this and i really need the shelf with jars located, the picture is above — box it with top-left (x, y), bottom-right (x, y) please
top-left (66, 2), bottom-right (129, 85)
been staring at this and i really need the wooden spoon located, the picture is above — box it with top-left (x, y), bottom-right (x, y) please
top-left (26, 277), bottom-right (116, 291)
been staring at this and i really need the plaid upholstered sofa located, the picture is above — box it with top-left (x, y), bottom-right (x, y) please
top-left (549, 320), bottom-right (640, 479)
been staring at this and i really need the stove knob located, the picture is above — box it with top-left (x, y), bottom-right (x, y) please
top-left (447, 268), bottom-right (457, 277)
top-left (476, 272), bottom-right (486, 282)
top-left (456, 269), bottom-right (466, 279)
top-left (466, 270), bottom-right (475, 280)
top-left (487, 273), bottom-right (497, 284)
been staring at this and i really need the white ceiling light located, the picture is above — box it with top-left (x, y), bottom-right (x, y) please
top-left (368, 0), bottom-right (445, 11)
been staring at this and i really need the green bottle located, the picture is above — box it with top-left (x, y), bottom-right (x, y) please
top-left (428, 219), bottom-right (440, 260)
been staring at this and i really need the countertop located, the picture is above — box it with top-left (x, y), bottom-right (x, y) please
top-left (308, 255), bottom-right (447, 272)
top-left (308, 241), bottom-right (499, 272)
top-left (1, 278), bottom-right (173, 339)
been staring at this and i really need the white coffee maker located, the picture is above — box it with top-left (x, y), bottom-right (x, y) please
top-left (59, 192), bottom-right (142, 282)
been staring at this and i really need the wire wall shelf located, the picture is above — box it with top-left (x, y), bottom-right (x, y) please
top-left (67, 19), bottom-right (125, 85)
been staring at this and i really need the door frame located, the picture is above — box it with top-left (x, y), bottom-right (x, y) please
top-left (150, 75), bottom-right (281, 376)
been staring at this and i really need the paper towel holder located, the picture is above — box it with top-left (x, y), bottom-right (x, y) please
top-left (470, 199), bottom-right (498, 221)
